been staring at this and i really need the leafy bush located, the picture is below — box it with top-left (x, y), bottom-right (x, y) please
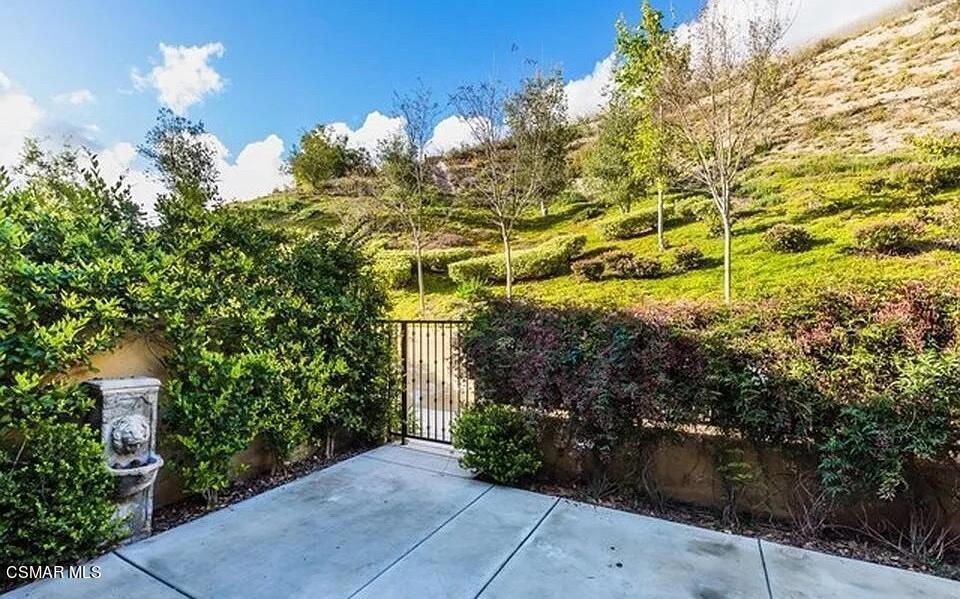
top-left (909, 132), bottom-right (960, 159)
top-left (598, 210), bottom-right (657, 240)
top-left (451, 403), bottom-right (542, 484)
top-left (571, 258), bottom-right (605, 281)
top-left (675, 196), bottom-right (726, 237)
top-left (461, 283), bottom-right (960, 500)
top-left (862, 161), bottom-right (960, 200)
top-left (373, 251), bottom-right (413, 289)
top-left (0, 157), bottom-right (151, 567)
top-left (666, 245), bottom-right (705, 273)
top-left (420, 247), bottom-right (483, 273)
top-left (602, 251), bottom-right (661, 279)
top-left (0, 421), bottom-right (122, 567)
top-left (448, 235), bottom-right (586, 284)
top-left (763, 224), bottom-right (814, 253)
top-left (853, 219), bottom-right (922, 254)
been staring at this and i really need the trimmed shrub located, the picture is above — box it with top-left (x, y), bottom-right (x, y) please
top-left (451, 403), bottom-right (542, 484)
top-left (853, 219), bottom-right (922, 255)
top-left (602, 251), bottom-right (661, 279)
top-left (448, 235), bottom-right (586, 284)
top-left (0, 421), bottom-right (122, 567)
top-left (666, 245), bottom-right (705, 273)
top-left (420, 247), bottom-right (483, 273)
top-left (373, 250), bottom-right (414, 288)
top-left (598, 210), bottom-right (657, 240)
top-left (571, 258), bottom-right (605, 281)
top-left (461, 283), bottom-right (960, 500)
top-left (763, 224), bottom-right (814, 253)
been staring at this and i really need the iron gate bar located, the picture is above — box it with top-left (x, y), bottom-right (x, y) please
top-left (382, 320), bottom-right (471, 445)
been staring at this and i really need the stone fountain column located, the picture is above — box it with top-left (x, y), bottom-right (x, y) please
top-left (86, 377), bottom-right (164, 543)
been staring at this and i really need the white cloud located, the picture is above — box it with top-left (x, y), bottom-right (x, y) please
top-left (213, 134), bottom-right (292, 202)
top-left (676, 0), bottom-right (904, 51)
top-left (426, 116), bottom-right (479, 155)
top-left (0, 71), bottom-right (45, 168)
top-left (564, 54), bottom-right (616, 120)
top-left (54, 89), bottom-right (96, 105)
top-left (328, 111), bottom-right (405, 156)
top-left (132, 42), bottom-right (226, 115)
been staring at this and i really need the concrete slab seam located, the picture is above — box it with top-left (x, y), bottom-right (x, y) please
top-left (472, 496), bottom-right (561, 599)
top-left (757, 539), bottom-right (774, 599)
top-left (345, 483), bottom-right (496, 598)
top-left (112, 550), bottom-right (196, 599)
top-left (357, 453), bottom-right (472, 478)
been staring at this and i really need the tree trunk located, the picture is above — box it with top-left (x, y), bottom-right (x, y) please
top-left (656, 186), bottom-right (665, 251)
top-left (722, 208), bottom-right (732, 304)
top-left (500, 224), bottom-right (514, 299)
top-left (414, 240), bottom-right (426, 316)
top-left (539, 198), bottom-right (548, 217)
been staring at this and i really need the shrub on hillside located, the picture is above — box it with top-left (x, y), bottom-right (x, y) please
top-left (862, 161), bottom-right (960, 200)
top-left (420, 247), bottom-right (484, 273)
top-left (452, 403), bottom-right (542, 485)
top-left (763, 224), bottom-right (814, 253)
top-left (853, 219), bottom-right (922, 254)
top-left (674, 196), bottom-right (727, 237)
top-left (447, 236), bottom-right (586, 284)
top-left (571, 258), bottom-right (605, 281)
top-left (666, 245), bottom-right (705, 272)
top-left (373, 250), bottom-right (414, 288)
top-left (598, 211), bottom-right (657, 240)
top-left (602, 251), bottom-right (661, 279)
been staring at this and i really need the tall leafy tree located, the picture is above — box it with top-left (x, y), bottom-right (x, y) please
top-left (288, 125), bottom-right (369, 192)
top-left (655, 0), bottom-right (794, 302)
top-left (586, 92), bottom-right (647, 214)
top-left (616, 0), bottom-right (675, 251)
top-left (451, 70), bottom-right (569, 298)
top-left (375, 84), bottom-right (442, 315)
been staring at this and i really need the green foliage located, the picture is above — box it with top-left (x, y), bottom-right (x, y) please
top-left (665, 244), bottom-right (705, 273)
top-left (763, 224), bottom-right (814, 253)
top-left (853, 219), bottom-right (922, 254)
top-left (598, 210), bottom-right (657, 240)
top-left (462, 283), bottom-right (960, 501)
top-left (447, 235), bottom-right (586, 284)
top-left (571, 258), bottom-right (605, 281)
top-left (452, 403), bottom-right (542, 484)
top-left (373, 250), bottom-right (414, 289)
top-left (602, 250), bottom-right (661, 279)
top-left (1, 153), bottom-right (153, 566)
top-left (585, 94), bottom-right (647, 214)
top-left (288, 125), bottom-right (370, 191)
top-left (0, 421), bottom-right (122, 566)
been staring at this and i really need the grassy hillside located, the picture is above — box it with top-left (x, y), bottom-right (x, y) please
top-left (238, 2), bottom-right (960, 319)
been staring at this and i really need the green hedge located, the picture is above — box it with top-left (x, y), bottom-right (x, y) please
top-left (448, 236), bottom-right (586, 284)
top-left (373, 247), bottom-right (485, 288)
top-left (1, 149), bottom-right (394, 566)
top-left (597, 210), bottom-right (657, 240)
top-left (461, 283), bottom-right (960, 503)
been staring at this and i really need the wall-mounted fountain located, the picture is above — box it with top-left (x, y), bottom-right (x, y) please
top-left (86, 377), bottom-right (163, 543)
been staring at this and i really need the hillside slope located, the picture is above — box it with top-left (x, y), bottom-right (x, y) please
top-left (239, 1), bottom-right (960, 318)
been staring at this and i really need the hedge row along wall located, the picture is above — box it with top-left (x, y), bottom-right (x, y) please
top-left (460, 285), bottom-right (960, 531)
top-left (1, 165), bottom-right (394, 567)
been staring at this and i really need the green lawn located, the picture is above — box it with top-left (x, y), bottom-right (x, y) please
top-left (240, 151), bottom-right (960, 319)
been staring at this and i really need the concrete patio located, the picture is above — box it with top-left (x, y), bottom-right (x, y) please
top-left (7, 442), bottom-right (960, 599)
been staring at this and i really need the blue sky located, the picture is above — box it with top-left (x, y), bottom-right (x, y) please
top-left (0, 0), bottom-right (903, 204)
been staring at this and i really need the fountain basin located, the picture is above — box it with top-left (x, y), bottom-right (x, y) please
top-left (109, 453), bottom-right (164, 498)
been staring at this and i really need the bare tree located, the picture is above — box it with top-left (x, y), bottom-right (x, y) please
top-left (374, 84), bottom-right (441, 315)
top-left (451, 71), bottom-right (568, 298)
top-left (660, 0), bottom-right (795, 302)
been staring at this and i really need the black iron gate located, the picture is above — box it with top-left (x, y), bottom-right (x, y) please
top-left (382, 320), bottom-right (474, 444)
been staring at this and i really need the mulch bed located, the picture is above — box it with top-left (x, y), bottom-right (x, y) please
top-left (530, 481), bottom-right (960, 583)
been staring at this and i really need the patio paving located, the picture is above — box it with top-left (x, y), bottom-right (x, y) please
top-left (6, 442), bottom-right (960, 599)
